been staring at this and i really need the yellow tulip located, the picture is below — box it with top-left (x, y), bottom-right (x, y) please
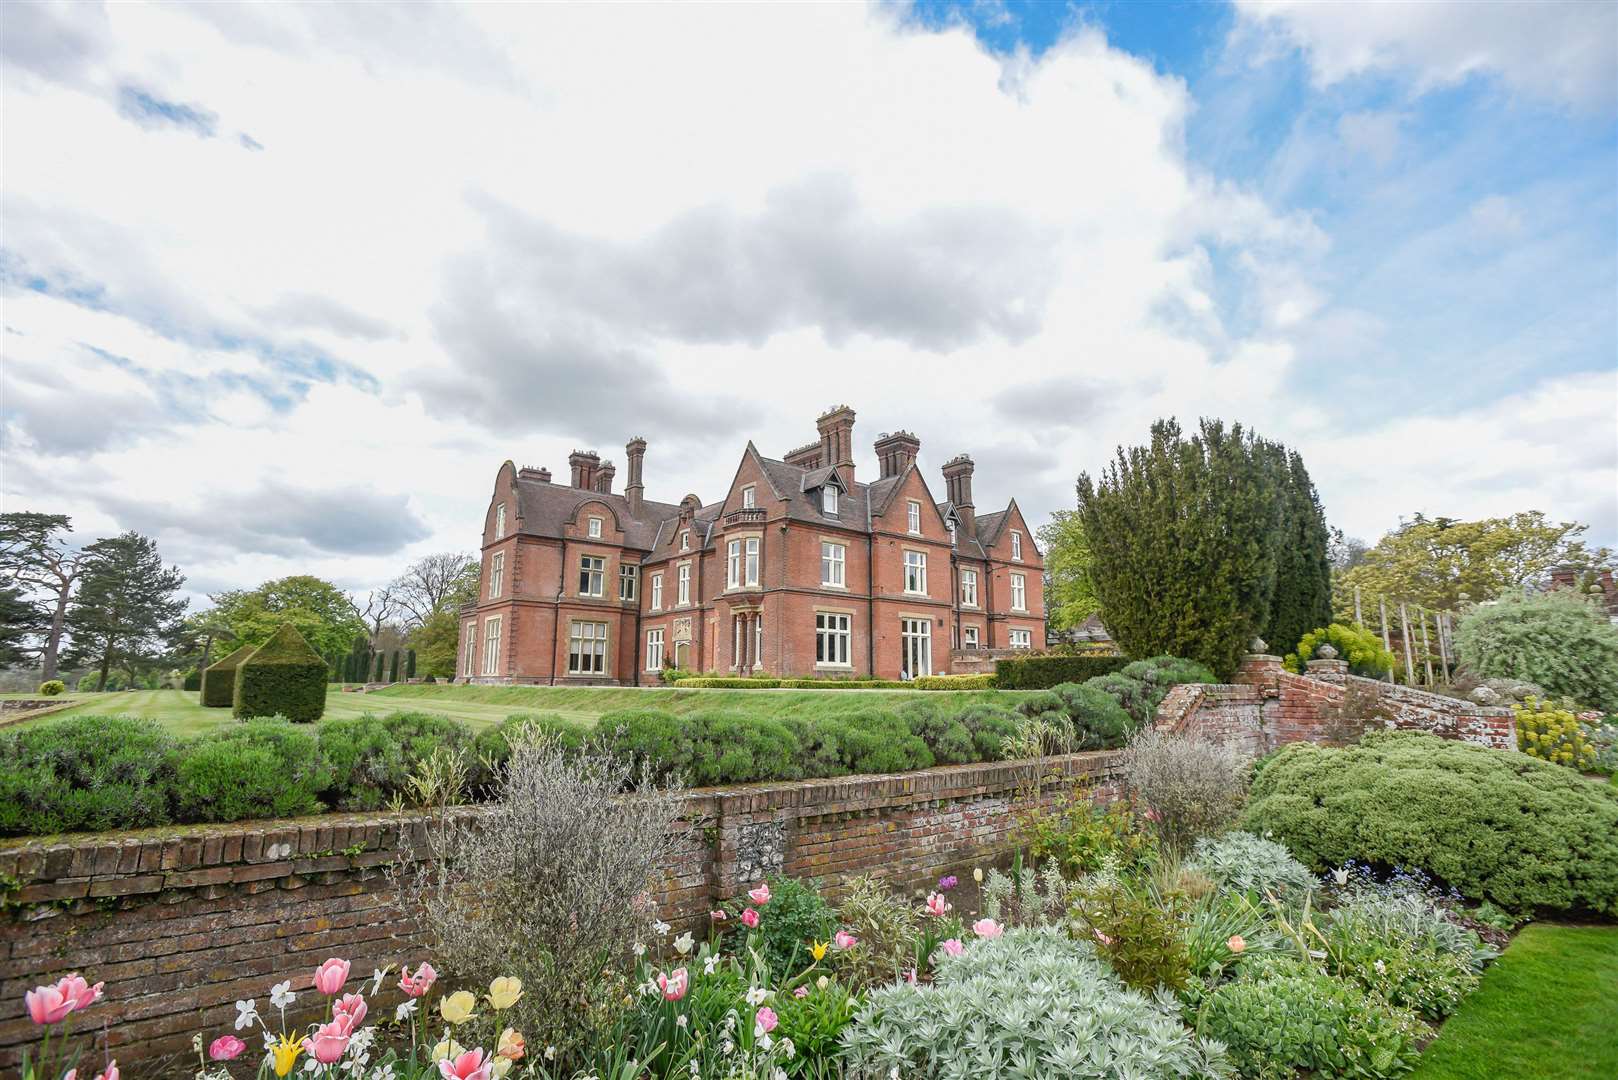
top-left (271, 1033), bottom-right (302, 1078)
top-left (487, 976), bottom-right (524, 1011)
top-left (809, 941), bottom-right (828, 962)
top-left (440, 990), bottom-right (478, 1025)
top-left (431, 1038), bottom-right (465, 1062)
top-left (491, 1059), bottom-right (513, 1079)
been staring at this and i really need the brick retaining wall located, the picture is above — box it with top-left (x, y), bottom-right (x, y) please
top-left (0, 751), bottom-right (1119, 1076)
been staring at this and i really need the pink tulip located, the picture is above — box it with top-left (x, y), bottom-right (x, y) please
top-left (438, 1048), bottom-right (494, 1080)
top-left (305, 1020), bottom-right (351, 1064)
top-left (971, 918), bottom-right (1003, 940)
top-left (905, 967), bottom-right (917, 985)
top-left (332, 992), bottom-right (367, 1031)
top-left (400, 962), bottom-right (438, 998)
top-left (63, 1072), bottom-right (76, 1080)
top-left (657, 967), bottom-right (689, 1002)
top-left (923, 893), bottom-right (950, 917)
top-left (209, 1035), bottom-right (247, 1061)
top-left (833, 930), bottom-right (857, 950)
top-left (312, 957), bottom-right (351, 996)
top-left (1227, 935), bottom-right (1247, 954)
top-left (940, 938), bottom-right (964, 957)
top-left (94, 1064), bottom-right (119, 1080)
top-left (710, 909), bottom-right (728, 922)
top-left (1093, 929), bottom-right (1114, 946)
top-left (748, 882), bottom-right (772, 906)
top-left (25, 984), bottom-right (74, 1025)
top-left (754, 1006), bottom-right (778, 1035)
top-left (793, 985), bottom-right (809, 998)
top-left (740, 908), bottom-right (760, 929)
top-left (59, 975), bottom-right (105, 1012)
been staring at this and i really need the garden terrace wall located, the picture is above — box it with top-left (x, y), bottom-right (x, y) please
top-left (0, 751), bottom-right (1120, 1077)
top-left (1155, 652), bottom-right (1518, 752)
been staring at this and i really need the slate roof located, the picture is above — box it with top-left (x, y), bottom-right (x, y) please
top-left (513, 477), bottom-right (682, 551)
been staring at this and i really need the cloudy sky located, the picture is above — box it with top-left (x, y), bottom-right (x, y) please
top-left (3, 0), bottom-right (1615, 607)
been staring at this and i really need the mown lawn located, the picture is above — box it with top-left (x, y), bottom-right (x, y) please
top-left (25, 683), bottom-right (1032, 738)
top-left (1409, 923), bottom-right (1618, 1080)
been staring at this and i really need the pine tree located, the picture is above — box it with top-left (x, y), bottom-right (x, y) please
top-left (67, 532), bottom-right (188, 690)
top-left (406, 648), bottom-right (417, 679)
top-left (1263, 450), bottom-right (1334, 656)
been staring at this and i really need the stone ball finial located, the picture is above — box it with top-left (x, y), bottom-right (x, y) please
top-left (1316, 643), bottom-right (1339, 660)
top-left (1470, 686), bottom-right (1501, 706)
top-left (1249, 636), bottom-right (1268, 654)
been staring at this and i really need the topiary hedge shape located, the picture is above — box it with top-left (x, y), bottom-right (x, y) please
top-left (233, 623), bottom-right (329, 723)
top-left (200, 644), bottom-right (256, 708)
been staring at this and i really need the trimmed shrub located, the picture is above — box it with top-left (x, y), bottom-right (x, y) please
top-left (1455, 589), bottom-right (1618, 712)
top-left (37, 680), bottom-right (66, 696)
top-left (471, 713), bottom-right (586, 775)
top-left (174, 720), bottom-right (331, 823)
top-left (1284, 623), bottom-right (1395, 678)
top-left (992, 652), bottom-right (1130, 689)
top-left (0, 716), bottom-right (178, 835)
top-left (1241, 731), bottom-right (1618, 914)
top-left (317, 711), bottom-right (475, 810)
top-left (950, 702), bottom-right (1023, 758)
top-left (234, 623), bottom-right (328, 723)
top-left (666, 674), bottom-right (995, 690)
top-left (201, 643), bottom-right (255, 708)
top-left (181, 670), bottom-right (201, 691)
top-left (1049, 681), bottom-right (1134, 748)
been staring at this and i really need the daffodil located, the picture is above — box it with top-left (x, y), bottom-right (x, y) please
top-left (440, 990), bottom-right (478, 1025)
top-left (809, 941), bottom-right (828, 962)
top-left (270, 1032), bottom-right (302, 1077)
top-left (487, 976), bottom-right (524, 1011)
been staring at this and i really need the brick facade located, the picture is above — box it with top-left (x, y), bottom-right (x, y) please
top-left (457, 407), bottom-right (1046, 684)
top-left (0, 753), bottom-right (1115, 1077)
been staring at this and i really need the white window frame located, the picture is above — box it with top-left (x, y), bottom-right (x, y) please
top-left (463, 622), bottom-right (477, 677)
top-left (481, 615), bottom-right (503, 676)
top-left (727, 540), bottom-right (742, 589)
top-left (677, 563), bottom-right (691, 606)
top-left (1009, 628), bottom-right (1032, 649)
top-left (959, 568), bottom-right (977, 607)
top-left (645, 628), bottom-right (665, 671)
top-left (822, 486), bottom-right (838, 516)
top-left (821, 541), bottom-right (845, 588)
top-left (588, 516), bottom-right (603, 539)
top-left (745, 537), bottom-right (759, 586)
top-left (568, 620), bottom-right (608, 675)
top-left (1010, 572), bottom-right (1027, 612)
top-left (579, 555), bottom-right (605, 597)
top-left (742, 485), bottom-right (755, 509)
top-left (651, 572), bottom-right (663, 611)
top-left (680, 530), bottom-right (691, 551)
top-left (495, 502), bottom-right (506, 539)
top-left (489, 551), bottom-right (504, 599)
top-left (900, 617), bottom-right (932, 678)
top-left (903, 550), bottom-right (927, 595)
top-left (619, 563), bottom-right (638, 602)
top-left (947, 521), bottom-right (956, 548)
top-left (963, 625), bottom-right (979, 649)
top-left (1011, 530), bottom-right (1023, 561)
top-left (815, 612), bottom-right (851, 667)
top-left (907, 500), bottom-right (922, 535)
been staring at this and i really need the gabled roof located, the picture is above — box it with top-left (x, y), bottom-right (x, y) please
top-left (513, 476), bottom-right (682, 551)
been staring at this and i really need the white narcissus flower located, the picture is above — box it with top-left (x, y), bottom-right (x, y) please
top-left (745, 986), bottom-right (768, 1006)
top-left (395, 999), bottom-right (417, 1022)
top-left (779, 1038), bottom-right (795, 1059)
top-left (544, 1046), bottom-right (557, 1061)
top-left (370, 967), bottom-right (389, 995)
top-left (675, 1014), bottom-right (688, 1028)
top-left (235, 999), bottom-right (260, 1031)
top-left (653, 920), bottom-right (672, 937)
top-left (270, 981), bottom-right (295, 1009)
top-left (757, 1032), bottom-right (773, 1051)
top-left (633, 942), bottom-right (647, 958)
top-left (703, 954), bottom-right (720, 975)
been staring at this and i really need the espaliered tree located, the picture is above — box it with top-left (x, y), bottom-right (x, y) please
top-left (1076, 418), bottom-right (1331, 678)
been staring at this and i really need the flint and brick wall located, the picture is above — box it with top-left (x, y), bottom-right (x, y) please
top-left (0, 752), bottom-right (1119, 1077)
top-left (1156, 653), bottom-right (1518, 753)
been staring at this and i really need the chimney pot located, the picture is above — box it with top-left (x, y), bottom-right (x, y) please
top-left (874, 430), bottom-right (921, 479)
top-left (625, 437), bottom-right (647, 514)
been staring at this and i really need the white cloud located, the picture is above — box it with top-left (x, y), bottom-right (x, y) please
top-left (2, 1), bottom-right (1613, 609)
top-left (1235, 0), bottom-right (1618, 110)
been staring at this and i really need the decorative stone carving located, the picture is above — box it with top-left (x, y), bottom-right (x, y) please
top-left (1469, 686), bottom-right (1502, 706)
top-left (1248, 636), bottom-right (1268, 654)
top-left (1316, 643), bottom-right (1339, 660)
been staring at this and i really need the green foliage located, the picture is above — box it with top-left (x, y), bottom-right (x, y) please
top-left (0, 716), bottom-right (178, 835)
top-left (472, 712), bottom-right (586, 775)
top-left (201, 643), bottom-right (255, 707)
top-left (670, 674), bottom-right (994, 690)
top-left (37, 679), bottom-right (66, 696)
top-left (233, 623), bottom-right (329, 723)
top-left (1187, 831), bottom-right (1313, 898)
top-left (1319, 892), bottom-right (1490, 1020)
top-left (1078, 417), bottom-right (1328, 679)
top-left (1514, 697), bottom-right (1598, 770)
top-left (206, 574), bottom-right (368, 663)
top-left (832, 874), bottom-right (922, 990)
top-left (1044, 681), bottom-right (1135, 748)
top-left (1241, 732), bottom-right (1618, 914)
top-left (68, 530), bottom-right (188, 689)
top-left (843, 927), bottom-right (1224, 1078)
top-left (316, 711), bottom-right (475, 810)
top-left (772, 977), bottom-right (858, 1073)
top-left (388, 650), bottom-right (401, 683)
top-left (1284, 623), bottom-right (1396, 677)
top-left (1070, 879), bottom-right (1192, 991)
top-left (174, 720), bottom-right (331, 822)
top-left (1088, 655), bottom-right (1220, 728)
top-left (181, 670), bottom-right (201, 691)
top-left (1037, 509), bottom-right (1102, 631)
top-left (991, 652), bottom-right (1129, 689)
top-left (721, 874), bottom-right (834, 978)
top-left (1455, 589), bottom-right (1618, 713)
top-left (1197, 956), bottom-right (1424, 1079)
top-left (1017, 792), bottom-right (1156, 876)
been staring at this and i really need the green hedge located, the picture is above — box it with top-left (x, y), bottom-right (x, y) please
top-left (234, 624), bottom-right (328, 723)
top-left (0, 716), bottom-right (179, 835)
top-left (992, 653), bottom-right (1131, 689)
top-left (201, 643), bottom-right (255, 708)
top-left (669, 674), bottom-right (995, 690)
top-left (175, 720), bottom-right (332, 822)
top-left (1242, 731), bottom-right (1618, 915)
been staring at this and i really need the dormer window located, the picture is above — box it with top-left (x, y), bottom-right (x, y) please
top-left (588, 516), bottom-right (603, 539)
top-left (907, 500), bottom-right (921, 535)
top-left (1011, 530), bottom-right (1023, 561)
top-left (822, 486), bottom-right (838, 516)
top-left (742, 485), bottom-right (755, 509)
top-left (948, 521), bottom-right (956, 547)
top-left (680, 530), bottom-right (691, 551)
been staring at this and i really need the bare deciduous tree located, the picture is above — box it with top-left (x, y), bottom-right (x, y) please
top-left (387, 552), bottom-right (478, 629)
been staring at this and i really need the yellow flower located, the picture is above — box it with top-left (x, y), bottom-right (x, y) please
top-left (815, 975), bottom-right (830, 990)
top-left (809, 941), bottom-right (828, 962)
top-left (271, 1033), bottom-right (302, 1077)
top-left (431, 1038), bottom-right (465, 1063)
top-left (487, 976), bottom-right (524, 1011)
top-left (491, 1059), bottom-right (513, 1079)
top-left (440, 990), bottom-right (478, 1025)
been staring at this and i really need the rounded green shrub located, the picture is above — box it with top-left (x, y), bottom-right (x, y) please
top-left (950, 703), bottom-right (1023, 758)
top-left (316, 711), bottom-right (474, 810)
top-left (1186, 830), bottom-right (1313, 898)
top-left (175, 720), bottom-right (332, 823)
top-left (893, 700), bottom-right (976, 764)
top-left (597, 707), bottom-right (687, 784)
top-left (0, 716), bottom-right (178, 835)
top-left (1283, 623), bottom-right (1395, 678)
top-left (37, 680), bottom-right (67, 696)
top-left (1049, 681), bottom-right (1133, 748)
top-left (1455, 589), bottom-right (1618, 713)
top-left (1241, 731), bottom-right (1618, 914)
top-left (471, 712), bottom-right (585, 773)
top-left (233, 624), bottom-right (329, 723)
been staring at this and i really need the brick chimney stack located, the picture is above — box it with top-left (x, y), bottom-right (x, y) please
top-left (874, 430), bottom-right (920, 479)
top-left (816, 405), bottom-right (856, 487)
top-left (595, 460), bottom-right (616, 494)
top-left (942, 454), bottom-right (975, 537)
top-left (625, 437), bottom-right (647, 514)
top-left (568, 450), bottom-right (600, 490)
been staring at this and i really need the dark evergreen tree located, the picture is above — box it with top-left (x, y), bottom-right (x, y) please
top-left (67, 532), bottom-right (188, 691)
top-left (373, 651), bottom-right (384, 682)
top-left (388, 650), bottom-right (401, 683)
top-left (1077, 418), bottom-right (1291, 678)
top-left (0, 582), bottom-right (44, 666)
top-left (1262, 449), bottom-right (1334, 656)
top-left (406, 648), bottom-right (417, 679)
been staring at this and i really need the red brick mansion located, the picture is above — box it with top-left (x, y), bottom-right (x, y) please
top-left (456, 406), bottom-right (1045, 685)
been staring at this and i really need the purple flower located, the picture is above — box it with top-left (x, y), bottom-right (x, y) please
top-left (937, 875), bottom-right (958, 892)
